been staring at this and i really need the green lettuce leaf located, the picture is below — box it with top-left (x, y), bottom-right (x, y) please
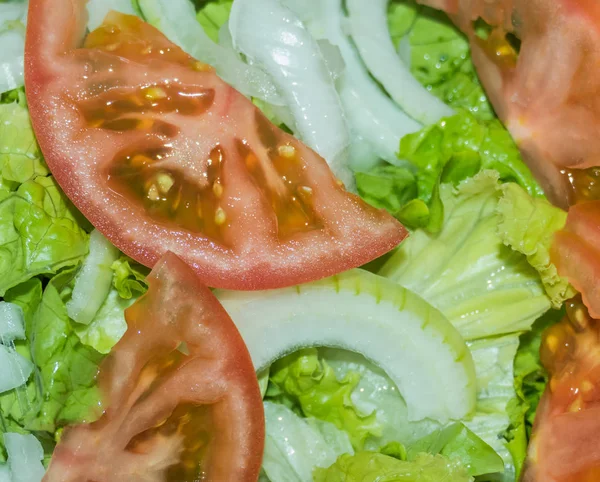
top-left (72, 290), bottom-right (132, 355)
top-left (504, 311), bottom-right (561, 479)
top-left (398, 111), bottom-right (542, 202)
top-left (388, 1), bottom-right (493, 120)
top-left (26, 269), bottom-right (103, 432)
top-left (0, 176), bottom-right (89, 295)
top-left (0, 271), bottom-right (102, 441)
top-left (379, 172), bottom-right (551, 340)
top-left (262, 401), bottom-right (353, 482)
top-left (196, 0), bottom-right (232, 43)
top-left (357, 112), bottom-right (542, 231)
top-left (497, 183), bottom-right (575, 307)
top-left (0, 101), bottom-right (48, 188)
top-left (266, 348), bottom-right (381, 449)
top-left (314, 452), bottom-right (472, 482)
top-left (465, 335), bottom-right (520, 481)
top-left (407, 423), bottom-right (503, 477)
top-left (111, 256), bottom-right (149, 300)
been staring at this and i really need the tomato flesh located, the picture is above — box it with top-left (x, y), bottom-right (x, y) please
top-left (25, 4), bottom-right (407, 290)
top-left (418, 0), bottom-right (600, 209)
top-left (43, 253), bottom-right (264, 482)
top-left (522, 300), bottom-right (600, 482)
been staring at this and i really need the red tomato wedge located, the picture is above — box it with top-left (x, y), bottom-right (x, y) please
top-left (43, 252), bottom-right (264, 482)
top-left (24, 1), bottom-right (406, 291)
top-left (552, 201), bottom-right (600, 320)
top-left (417, 0), bottom-right (600, 209)
top-left (522, 303), bottom-right (600, 482)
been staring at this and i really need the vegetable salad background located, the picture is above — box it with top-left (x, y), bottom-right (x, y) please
top-left (0, 0), bottom-right (577, 481)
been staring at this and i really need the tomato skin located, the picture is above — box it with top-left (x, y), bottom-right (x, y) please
top-left (43, 252), bottom-right (264, 482)
top-left (417, 0), bottom-right (600, 209)
top-left (550, 201), bottom-right (600, 321)
top-left (522, 309), bottom-right (600, 482)
top-left (25, 1), bottom-right (407, 291)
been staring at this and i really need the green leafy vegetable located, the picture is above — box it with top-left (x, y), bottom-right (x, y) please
top-left (0, 176), bottom-right (89, 295)
top-left (379, 172), bottom-right (552, 340)
top-left (407, 423), bottom-right (503, 477)
top-left (196, 0), bottom-right (232, 43)
top-left (262, 401), bottom-right (353, 482)
top-left (504, 311), bottom-right (561, 479)
top-left (266, 348), bottom-right (381, 449)
top-left (314, 452), bottom-right (472, 482)
top-left (26, 269), bottom-right (103, 432)
top-left (388, 1), bottom-right (493, 120)
top-left (111, 256), bottom-right (149, 300)
top-left (357, 112), bottom-right (541, 231)
top-left (399, 111), bottom-right (542, 201)
top-left (0, 101), bottom-right (48, 188)
top-left (497, 184), bottom-right (575, 307)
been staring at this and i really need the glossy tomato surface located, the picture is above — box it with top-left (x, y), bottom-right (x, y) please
top-left (418, 0), bottom-right (600, 209)
top-left (25, 1), bottom-right (406, 290)
top-left (522, 301), bottom-right (600, 482)
top-left (43, 252), bottom-right (264, 481)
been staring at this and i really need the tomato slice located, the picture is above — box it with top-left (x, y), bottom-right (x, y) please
top-left (417, 0), bottom-right (600, 209)
top-left (552, 201), bottom-right (600, 320)
top-left (522, 301), bottom-right (600, 482)
top-left (24, 1), bottom-right (406, 291)
top-left (43, 252), bottom-right (264, 481)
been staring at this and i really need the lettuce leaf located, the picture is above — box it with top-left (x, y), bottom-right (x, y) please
top-left (266, 348), bottom-right (381, 449)
top-left (379, 172), bottom-right (552, 340)
top-left (0, 176), bottom-right (89, 295)
top-left (399, 111), bottom-right (542, 201)
top-left (314, 452), bottom-right (472, 482)
top-left (504, 311), bottom-right (561, 479)
top-left (0, 101), bottom-right (48, 188)
top-left (111, 257), bottom-right (149, 300)
top-left (356, 112), bottom-right (542, 231)
top-left (407, 423), bottom-right (503, 477)
top-left (196, 0), bottom-right (233, 43)
top-left (25, 269), bottom-right (103, 432)
top-left (388, 1), bottom-right (493, 120)
top-left (262, 401), bottom-right (353, 482)
top-left (0, 271), bottom-right (103, 444)
top-left (497, 184), bottom-right (576, 307)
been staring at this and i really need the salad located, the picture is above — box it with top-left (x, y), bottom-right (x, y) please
top-left (0, 0), bottom-right (597, 481)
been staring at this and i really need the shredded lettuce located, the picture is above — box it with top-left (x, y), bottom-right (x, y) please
top-left (0, 176), bottom-right (89, 295)
top-left (356, 112), bottom-right (541, 231)
top-left (503, 311), bottom-right (561, 479)
top-left (407, 423), bottom-right (503, 477)
top-left (497, 184), bottom-right (576, 306)
top-left (196, 0), bottom-right (232, 43)
top-left (266, 348), bottom-right (381, 450)
top-left (262, 401), bottom-right (353, 482)
top-left (388, 1), bottom-right (494, 120)
top-left (399, 111), bottom-right (542, 200)
top-left (379, 172), bottom-right (566, 340)
top-left (111, 257), bottom-right (149, 300)
top-left (0, 101), bottom-right (48, 188)
top-left (314, 452), bottom-right (472, 482)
